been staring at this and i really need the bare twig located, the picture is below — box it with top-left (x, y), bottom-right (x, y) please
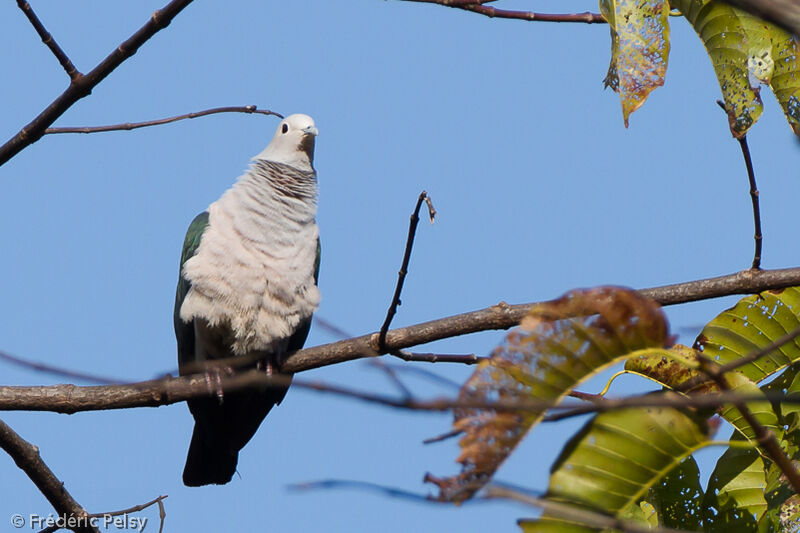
top-left (0, 0), bottom-right (195, 167)
top-left (400, 0), bottom-right (606, 23)
top-left (716, 100), bottom-right (762, 269)
top-left (739, 135), bottom-right (762, 269)
top-left (391, 351), bottom-right (483, 364)
top-left (39, 495), bottom-right (167, 533)
top-left (365, 359), bottom-right (414, 397)
top-left (88, 494), bottom-right (167, 520)
top-left (16, 0), bottom-right (80, 80)
top-left (378, 191), bottom-right (435, 352)
top-left (0, 349), bottom-right (122, 384)
top-left (0, 419), bottom-right (99, 533)
top-left (312, 316), bottom-right (353, 340)
top-left (44, 106), bottom-right (283, 135)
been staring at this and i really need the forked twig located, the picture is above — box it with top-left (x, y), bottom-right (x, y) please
top-left (0, 0), bottom-right (196, 166)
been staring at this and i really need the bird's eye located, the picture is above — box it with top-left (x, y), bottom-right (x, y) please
top-left (281, 124), bottom-right (289, 134)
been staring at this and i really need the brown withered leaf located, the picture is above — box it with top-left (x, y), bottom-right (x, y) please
top-left (426, 287), bottom-right (670, 503)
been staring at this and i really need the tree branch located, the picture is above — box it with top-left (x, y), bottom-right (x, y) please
top-left (283, 267), bottom-right (800, 373)
top-left (378, 191), bottom-right (435, 351)
top-left (0, 419), bottom-right (98, 533)
top-left (16, 0), bottom-right (80, 80)
top-left (4, 367), bottom-right (800, 417)
top-left (0, 0), bottom-right (195, 167)
top-left (399, 0), bottom-right (606, 23)
top-left (44, 106), bottom-right (283, 135)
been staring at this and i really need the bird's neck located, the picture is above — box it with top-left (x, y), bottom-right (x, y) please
top-left (224, 160), bottom-right (318, 227)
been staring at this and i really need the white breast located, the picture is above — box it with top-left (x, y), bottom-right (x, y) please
top-left (179, 166), bottom-right (320, 355)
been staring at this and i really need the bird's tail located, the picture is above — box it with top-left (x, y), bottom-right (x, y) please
top-left (182, 425), bottom-right (238, 487)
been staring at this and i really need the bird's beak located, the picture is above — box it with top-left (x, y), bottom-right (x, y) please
top-left (303, 125), bottom-right (319, 137)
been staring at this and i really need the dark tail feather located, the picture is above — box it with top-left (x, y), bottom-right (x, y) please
top-left (182, 425), bottom-right (238, 487)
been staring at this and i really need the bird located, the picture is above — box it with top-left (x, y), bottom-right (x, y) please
top-left (173, 113), bottom-right (321, 487)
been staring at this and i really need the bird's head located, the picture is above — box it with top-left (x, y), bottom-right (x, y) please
top-left (254, 113), bottom-right (319, 171)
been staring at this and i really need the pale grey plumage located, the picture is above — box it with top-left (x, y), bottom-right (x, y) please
top-left (175, 113), bottom-right (321, 486)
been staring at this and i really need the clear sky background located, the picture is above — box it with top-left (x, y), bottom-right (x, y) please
top-left (1, 1), bottom-right (799, 532)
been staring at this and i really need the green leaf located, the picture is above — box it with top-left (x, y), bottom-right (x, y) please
top-left (672, 0), bottom-right (800, 137)
top-left (528, 404), bottom-right (711, 530)
top-left (645, 455), bottom-right (704, 530)
top-left (625, 344), bottom-right (711, 391)
top-left (600, 0), bottom-right (671, 126)
top-left (703, 434), bottom-right (766, 532)
top-left (758, 457), bottom-right (800, 532)
top-left (695, 287), bottom-right (800, 383)
top-left (626, 345), bottom-right (781, 444)
top-left (721, 372), bottom-right (783, 444)
top-left (427, 287), bottom-right (670, 503)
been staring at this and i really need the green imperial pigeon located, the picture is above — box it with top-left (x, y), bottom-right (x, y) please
top-left (174, 114), bottom-right (321, 487)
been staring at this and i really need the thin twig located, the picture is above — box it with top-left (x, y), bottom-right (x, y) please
top-left (695, 353), bottom-right (800, 493)
top-left (716, 100), bottom-right (762, 269)
top-left (44, 106), bottom-right (283, 135)
top-left (87, 494), bottom-right (167, 519)
top-left (391, 351), bottom-right (484, 364)
top-left (378, 191), bottom-right (435, 352)
top-left (0, 0), bottom-right (195, 167)
top-left (365, 359), bottom-right (413, 398)
top-left (377, 363), bottom-right (463, 390)
top-left (0, 419), bottom-right (99, 533)
top-left (739, 136), bottom-right (762, 269)
top-left (16, 0), bottom-right (80, 80)
top-left (39, 495), bottom-right (167, 533)
top-left (400, 0), bottom-right (606, 23)
top-left (0, 349), bottom-right (122, 384)
top-left (312, 316), bottom-right (353, 340)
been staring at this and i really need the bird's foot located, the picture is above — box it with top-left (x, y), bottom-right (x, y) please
top-left (204, 365), bottom-right (234, 404)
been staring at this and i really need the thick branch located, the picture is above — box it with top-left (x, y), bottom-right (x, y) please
top-left (3, 368), bottom-right (800, 415)
top-left (0, 419), bottom-right (98, 533)
top-left (284, 267), bottom-right (800, 372)
top-left (44, 106), bottom-right (283, 135)
top-left (16, 0), bottom-right (80, 80)
top-left (0, 0), bottom-right (194, 167)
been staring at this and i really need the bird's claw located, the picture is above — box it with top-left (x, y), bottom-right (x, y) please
top-left (204, 366), bottom-right (234, 404)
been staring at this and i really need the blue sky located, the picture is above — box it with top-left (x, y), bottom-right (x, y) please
top-left (1, 1), bottom-right (799, 532)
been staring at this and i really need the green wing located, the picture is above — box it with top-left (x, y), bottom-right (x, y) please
top-left (174, 211), bottom-right (210, 369)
